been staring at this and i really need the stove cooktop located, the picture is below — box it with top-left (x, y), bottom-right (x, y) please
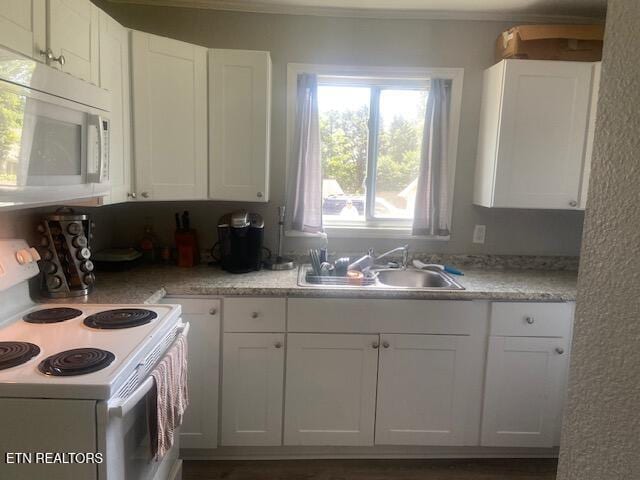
top-left (0, 303), bottom-right (182, 400)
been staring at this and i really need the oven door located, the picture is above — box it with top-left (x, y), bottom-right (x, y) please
top-left (0, 80), bottom-right (107, 206)
top-left (99, 323), bottom-right (189, 480)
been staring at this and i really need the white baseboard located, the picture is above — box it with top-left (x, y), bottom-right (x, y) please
top-left (181, 445), bottom-right (559, 461)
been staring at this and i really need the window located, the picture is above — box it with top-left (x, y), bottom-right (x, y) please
top-left (318, 81), bottom-right (427, 226)
top-left (286, 64), bottom-right (463, 236)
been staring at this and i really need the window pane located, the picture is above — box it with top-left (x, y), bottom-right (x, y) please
top-left (318, 85), bottom-right (370, 223)
top-left (374, 89), bottom-right (427, 219)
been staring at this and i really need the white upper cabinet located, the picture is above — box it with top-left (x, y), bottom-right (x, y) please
top-left (579, 61), bottom-right (602, 209)
top-left (208, 49), bottom-right (271, 202)
top-left (131, 31), bottom-right (208, 201)
top-left (48, 0), bottom-right (100, 84)
top-left (0, 0), bottom-right (46, 59)
top-left (0, 0), bottom-right (99, 83)
top-left (375, 334), bottom-right (480, 446)
top-left (99, 12), bottom-right (131, 205)
top-left (474, 59), bottom-right (595, 210)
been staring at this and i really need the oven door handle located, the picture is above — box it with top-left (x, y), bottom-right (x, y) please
top-left (108, 322), bottom-right (190, 418)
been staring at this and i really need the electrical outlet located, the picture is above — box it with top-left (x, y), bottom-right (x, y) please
top-left (473, 225), bottom-right (486, 244)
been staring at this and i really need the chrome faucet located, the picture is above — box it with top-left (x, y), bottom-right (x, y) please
top-left (374, 245), bottom-right (410, 269)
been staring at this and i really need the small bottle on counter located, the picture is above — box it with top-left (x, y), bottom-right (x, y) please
top-left (140, 222), bottom-right (159, 262)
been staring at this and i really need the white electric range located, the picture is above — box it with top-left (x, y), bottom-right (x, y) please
top-left (0, 239), bottom-right (186, 480)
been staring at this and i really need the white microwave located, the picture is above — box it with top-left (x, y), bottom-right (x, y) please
top-left (0, 48), bottom-right (111, 208)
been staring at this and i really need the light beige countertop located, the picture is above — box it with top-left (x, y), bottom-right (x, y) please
top-left (51, 264), bottom-right (578, 304)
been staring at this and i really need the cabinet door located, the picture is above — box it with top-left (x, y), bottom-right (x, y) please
top-left (131, 31), bottom-right (208, 200)
top-left (209, 49), bottom-right (271, 202)
top-left (494, 60), bottom-right (593, 209)
top-left (481, 336), bottom-right (569, 448)
top-left (221, 333), bottom-right (285, 446)
top-left (284, 333), bottom-right (379, 446)
top-left (99, 12), bottom-right (131, 205)
top-left (375, 334), bottom-right (479, 446)
top-left (161, 297), bottom-right (221, 449)
top-left (579, 62), bottom-right (601, 209)
top-left (48, 0), bottom-right (99, 83)
top-left (0, 0), bottom-right (45, 59)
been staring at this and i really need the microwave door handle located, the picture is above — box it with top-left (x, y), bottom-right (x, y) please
top-left (108, 322), bottom-right (190, 418)
top-left (96, 115), bottom-right (105, 182)
top-left (86, 115), bottom-right (104, 183)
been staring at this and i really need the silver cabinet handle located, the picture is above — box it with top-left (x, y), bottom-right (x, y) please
top-left (209, 308), bottom-right (217, 315)
top-left (40, 49), bottom-right (65, 65)
top-left (251, 312), bottom-right (259, 319)
top-left (127, 192), bottom-right (137, 199)
top-left (569, 200), bottom-right (578, 207)
top-left (382, 341), bottom-right (390, 349)
top-left (371, 342), bottom-right (379, 349)
top-left (141, 192), bottom-right (150, 198)
top-left (275, 342), bottom-right (283, 349)
top-left (257, 192), bottom-right (263, 198)
top-left (555, 347), bottom-right (565, 355)
top-left (525, 316), bottom-right (535, 325)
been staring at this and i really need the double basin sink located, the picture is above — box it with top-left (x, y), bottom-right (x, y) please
top-left (298, 265), bottom-right (465, 291)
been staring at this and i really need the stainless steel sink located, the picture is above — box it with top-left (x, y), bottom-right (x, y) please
top-left (375, 268), bottom-right (457, 289)
top-left (297, 265), bottom-right (465, 291)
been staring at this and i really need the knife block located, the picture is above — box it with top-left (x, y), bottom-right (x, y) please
top-left (175, 229), bottom-right (200, 267)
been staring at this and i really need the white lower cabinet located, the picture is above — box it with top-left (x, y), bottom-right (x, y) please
top-left (221, 333), bottom-right (285, 446)
top-left (481, 336), bottom-right (570, 448)
top-left (480, 302), bottom-right (573, 448)
top-left (284, 333), bottom-right (379, 446)
top-left (375, 334), bottom-right (479, 446)
top-left (160, 296), bottom-right (221, 449)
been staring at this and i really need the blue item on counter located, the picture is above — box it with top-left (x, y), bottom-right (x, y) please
top-left (444, 265), bottom-right (464, 276)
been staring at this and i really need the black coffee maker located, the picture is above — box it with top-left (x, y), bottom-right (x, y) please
top-left (216, 211), bottom-right (265, 273)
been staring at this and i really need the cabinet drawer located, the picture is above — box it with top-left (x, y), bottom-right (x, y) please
top-left (490, 302), bottom-right (573, 338)
top-left (288, 298), bottom-right (485, 335)
top-left (223, 297), bottom-right (286, 332)
top-left (163, 296), bottom-right (220, 316)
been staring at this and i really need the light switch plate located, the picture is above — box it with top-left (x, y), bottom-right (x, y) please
top-left (473, 225), bottom-right (486, 244)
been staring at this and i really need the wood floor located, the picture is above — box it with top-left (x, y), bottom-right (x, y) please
top-left (183, 459), bottom-right (558, 480)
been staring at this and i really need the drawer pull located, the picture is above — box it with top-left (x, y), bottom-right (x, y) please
top-left (371, 342), bottom-right (379, 349)
top-left (525, 316), bottom-right (535, 325)
top-left (275, 342), bottom-right (283, 349)
top-left (209, 308), bottom-right (218, 315)
top-left (251, 312), bottom-right (259, 319)
top-left (382, 341), bottom-right (390, 349)
top-left (555, 347), bottom-right (565, 355)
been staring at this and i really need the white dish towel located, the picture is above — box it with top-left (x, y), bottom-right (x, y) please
top-left (148, 334), bottom-right (189, 460)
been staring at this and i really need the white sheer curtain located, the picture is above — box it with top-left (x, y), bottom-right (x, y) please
top-left (412, 78), bottom-right (452, 237)
top-left (287, 73), bottom-right (323, 233)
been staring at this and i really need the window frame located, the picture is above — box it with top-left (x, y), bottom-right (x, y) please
top-left (286, 63), bottom-right (464, 239)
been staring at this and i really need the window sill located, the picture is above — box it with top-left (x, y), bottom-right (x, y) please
top-left (286, 227), bottom-right (450, 241)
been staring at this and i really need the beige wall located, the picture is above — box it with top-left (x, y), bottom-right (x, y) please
top-left (557, 0), bottom-right (640, 478)
top-left (0, 3), bottom-right (585, 256)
